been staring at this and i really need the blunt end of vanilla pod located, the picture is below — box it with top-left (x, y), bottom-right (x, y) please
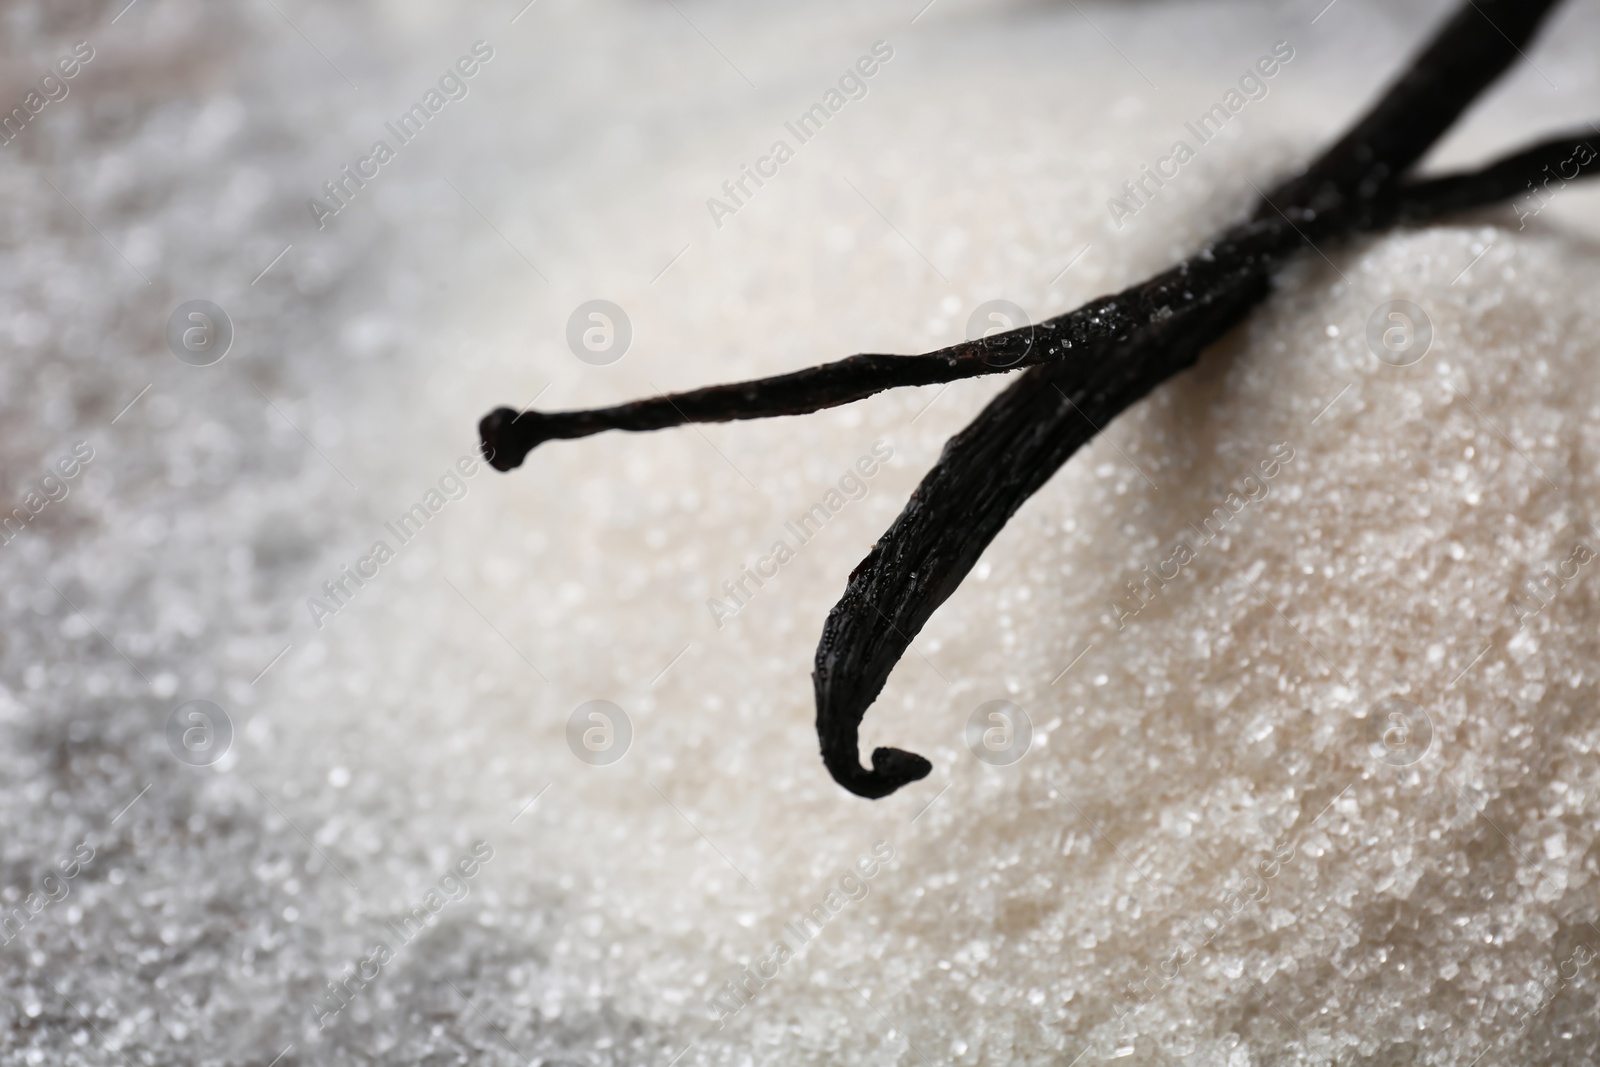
top-left (479, 406), bottom-right (547, 472)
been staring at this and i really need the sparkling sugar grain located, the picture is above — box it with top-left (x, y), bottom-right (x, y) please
top-left (3, 0), bottom-right (1600, 1065)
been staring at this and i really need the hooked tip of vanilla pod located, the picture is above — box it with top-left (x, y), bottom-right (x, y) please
top-left (869, 746), bottom-right (933, 796)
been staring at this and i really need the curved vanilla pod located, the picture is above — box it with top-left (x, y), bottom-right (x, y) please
top-left (815, 278), bottom-right (1270, 798)
top-left (812, 0), bottom-right (1569, 798)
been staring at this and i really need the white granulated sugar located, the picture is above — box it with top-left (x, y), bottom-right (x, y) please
top-left (4, 0), bottom-right (1600, 1064)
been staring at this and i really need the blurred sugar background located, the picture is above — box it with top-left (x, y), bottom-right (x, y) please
top-left (4, 0), bottom-right (1600, 1063)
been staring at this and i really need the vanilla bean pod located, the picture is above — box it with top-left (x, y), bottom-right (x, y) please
top-left (1375, 130), bottom-right (1599, 227)
top-left (816, 276), bottom-right (1273, 796)
top-left (1258, 0), bottom-right (1562, 215)
top-left (477, 0), bottom-right (1565, 474)
top-left (477, 129), bottom-right (1594, 473)
top-left (812, 0), bottom-right (1573, 799)
top-left (475, 0), bottom-right (1581, 799)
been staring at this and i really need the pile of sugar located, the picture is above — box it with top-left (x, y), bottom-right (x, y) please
top-left (3, 0), bottom-right (1600, 1064)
